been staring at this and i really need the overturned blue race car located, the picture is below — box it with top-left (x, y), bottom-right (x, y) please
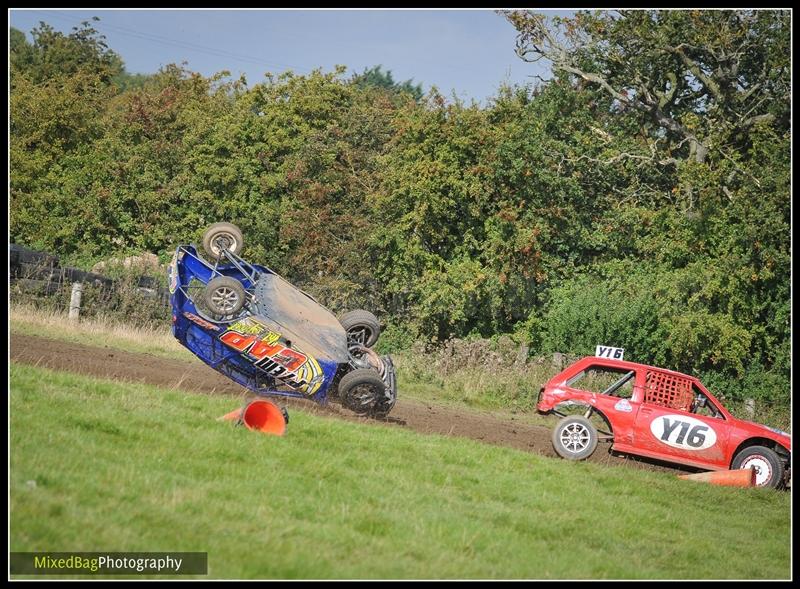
top-left (167, 222), bottom-right (397, 419)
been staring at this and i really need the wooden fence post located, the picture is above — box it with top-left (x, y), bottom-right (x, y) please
top-left (515, 344), bottom-right (530, 366)
top-left (68, 282), bottom-right (83, 321)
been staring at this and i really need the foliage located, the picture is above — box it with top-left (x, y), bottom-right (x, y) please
top-left (9, 13), bottom-right (790, 409)
top-left (10, 19), bottom-right (123, 84)
top-left (503, 10), bottom-right (790, 167)
top-left (352, 65), bottom-right (424, 101)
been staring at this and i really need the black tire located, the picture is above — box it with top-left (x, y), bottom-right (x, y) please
top-left (552, 415), bottom-right (598, 461)
top-left (10, 244), bottom-right (59, 268)
top-left (371, 394), bottom-right (396, 418)
top-left (731, 445), bottom-right (785, 489)
top-left (339, 309), bottom-right (381, 347)
top-left (204, 276), bottom-right (247, 316)
top-left (202, 222), bottom-right (244, 261)
top-left (338, 368), bottom-right (388, 417)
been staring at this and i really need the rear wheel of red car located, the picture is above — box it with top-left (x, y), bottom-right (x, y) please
top-left (202, 222), bottom-right (244, 261)
top-left (731, 445), bottom-right (785, 489)
top-left (204, 276), bottom-right (246, 316)
top-left (552, 416), bottom-right (598, 461)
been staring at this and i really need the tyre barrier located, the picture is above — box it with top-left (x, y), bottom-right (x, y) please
top-left (10, 244), bottom-right (169, 305)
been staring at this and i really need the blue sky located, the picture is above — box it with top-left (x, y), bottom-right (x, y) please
top-left (9, 8), bottom-right (570, 104)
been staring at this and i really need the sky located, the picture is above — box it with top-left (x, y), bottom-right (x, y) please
top-left (8, 8), bottom-right (571, 104)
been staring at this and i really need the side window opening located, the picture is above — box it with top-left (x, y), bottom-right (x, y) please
top-left (691, 384), bottom-right (724, 419)
top-left (566, 366), bottom-right (636, 399)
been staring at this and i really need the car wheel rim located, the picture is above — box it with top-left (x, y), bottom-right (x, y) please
top-left (211, 234), bottom-right (237, 256)
top-left (740, 455), bottom-right (772, 486)
top-left (211, 287), bottom-right (240, 312)
top-left (349, 384), bottom-right (377, 408)
top-left (348, 326), bottom-right (372, 345)
top-left (560, 423), bottom-right (591, 453)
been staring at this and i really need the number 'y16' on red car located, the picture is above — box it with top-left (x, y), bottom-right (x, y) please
top-left (537, 356), bottom-right (791, 489)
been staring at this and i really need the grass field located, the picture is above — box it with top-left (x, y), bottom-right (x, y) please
top-left (10, 363), bottom-right (791, 580)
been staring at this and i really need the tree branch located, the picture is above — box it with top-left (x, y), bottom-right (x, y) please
top-left (667, 44), bottom-right (724, 103)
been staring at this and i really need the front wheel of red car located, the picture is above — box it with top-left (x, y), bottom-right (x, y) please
top-left (731, 445), bottom-right (785, 489)
top-left (552, 416), bottom-right (598, 461)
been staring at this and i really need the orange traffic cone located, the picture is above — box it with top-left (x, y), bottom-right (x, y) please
top-left (217, 400), bottom-right (287, 436)
top-left (217, 408), bottom-right (243, 422)
top-left (678, 468), bottom-right (756, 487)
top-left (241, 400), bottom-right (287, 435)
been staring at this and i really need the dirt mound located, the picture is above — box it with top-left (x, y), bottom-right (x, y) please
top-left (10, 334), bottom-right (679, 474)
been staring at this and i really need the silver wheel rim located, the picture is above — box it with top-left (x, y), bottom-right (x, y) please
top-left (211, 233), bottom-right (238, 256)
top-left (560, 422), bottom-right (591, 453)
top-left (740, 455), bottom-right (772, 486)
top-left (211, 286), bottom-right (240, 312)
top-left (347, 326), bottom-right (372, 346)
top-left (349, 383), bottom-right (378, 409)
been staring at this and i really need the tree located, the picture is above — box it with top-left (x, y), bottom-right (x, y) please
top-left (10, 20), bottom-right (124, 256)
top-left (352, 65), bottom-right (424, 101)
top-left (500, 8), bottom-right (790, 393)
top-left (10, 19), bottom-right (123, 84)
top-left (501, 10), bottom-right (790, 185)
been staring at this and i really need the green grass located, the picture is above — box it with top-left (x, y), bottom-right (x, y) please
top-left (395, 361), bottom-right (552, 422)
top-left (11, 363), bottom-right (791, 580)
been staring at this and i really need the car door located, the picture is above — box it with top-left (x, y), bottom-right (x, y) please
top-left (632, 371), bottom-right (731, 468)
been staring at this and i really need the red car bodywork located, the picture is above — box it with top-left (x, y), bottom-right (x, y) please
top-left (537, 357), bottom-right (791, 476)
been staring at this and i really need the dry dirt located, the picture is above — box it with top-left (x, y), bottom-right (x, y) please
top-left (11, 333), bottom-right (681, 474)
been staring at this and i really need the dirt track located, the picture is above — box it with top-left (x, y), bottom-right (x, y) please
top-left (10, 334), bottom-right (679, 474)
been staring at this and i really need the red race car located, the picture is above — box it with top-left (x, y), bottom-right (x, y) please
top-left (537, 353), bottom-right (791, 489)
